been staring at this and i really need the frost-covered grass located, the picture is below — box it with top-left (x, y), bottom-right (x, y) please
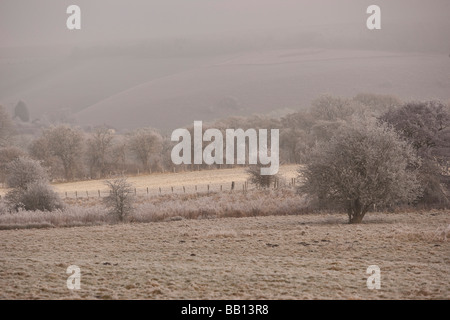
top-left (0, 188), bottom-right (309, 229)
top-left (0, 211), bottom-right (448, 299)
top-left (0, 205), bottom-right (109, 230)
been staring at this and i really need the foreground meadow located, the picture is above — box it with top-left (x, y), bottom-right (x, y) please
top-left (0, 210), bottom-right (448, 299)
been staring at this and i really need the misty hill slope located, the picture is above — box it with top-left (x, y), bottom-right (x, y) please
top-left (75, 48), bottom-right (450, 130)
top-left (0, 51), bottom-right (218, 119)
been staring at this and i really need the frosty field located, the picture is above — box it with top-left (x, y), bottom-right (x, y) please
top-left (1, 164), bottom-right (299, 198)
top-left (0, 210), bottom-right (448, 299)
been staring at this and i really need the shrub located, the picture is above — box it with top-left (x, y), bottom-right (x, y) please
top-left (4, 157), bottom-right (63, 212)
top-left (6, 180), bottom-right (64, 212)
top-left (247, 164), bottom-right (281, 189)
top-left (103, 178), bottom-right (135, 222)
top-left (5, 157), bottom-right (48, 189)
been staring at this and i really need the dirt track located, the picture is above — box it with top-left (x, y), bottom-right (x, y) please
top-left (0, 211), bottom-right (448, 299)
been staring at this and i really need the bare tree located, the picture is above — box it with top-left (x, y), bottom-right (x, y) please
top-left (86, 127), bottom-right (115, 178)
top-left (111, 138), bottom-right (128, 174)
top-left (104, 178), bottom-right (134, 222)
top-left (40, 125), bottom-right (84, 181)
top-left (29, 136), bottom-right (62, 180)
top-left (128, 128), bottom-right (162, 173)
top-left (299, 119), bottom-right (422, 224)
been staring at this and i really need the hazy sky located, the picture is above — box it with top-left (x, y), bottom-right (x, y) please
top-left (1, 0), bottom-right (449, 47)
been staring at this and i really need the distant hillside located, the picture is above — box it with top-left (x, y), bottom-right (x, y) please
top-left (75, 48), bottom-right (450, 130)
top-left (0, 51), bottom-right (215, 121)
top-left (2, 41), bottom-right (449, 131)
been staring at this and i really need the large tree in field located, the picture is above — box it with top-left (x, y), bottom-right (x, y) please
top-left (299, 118), bottom-right (422, 224)
top-left (128, 128), bottom-right (162, 173)
top-left (380, 101), bottom-right (450, 205)
top-left (41, 125), bottom-right (84, 181)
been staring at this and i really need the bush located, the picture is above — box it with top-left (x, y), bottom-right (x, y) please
top-left (5, 157), bottom-right (49, 189)
top-left (299, 118), bottom-right (422, 224)
top-left (103, 178), bottom-right (135, 222)
top-left (6, 180), bottom-right (64, 212)
top-left (4, 157), bottom-right (63, 212)
top-left (247, 164), bottom-right (281, 189)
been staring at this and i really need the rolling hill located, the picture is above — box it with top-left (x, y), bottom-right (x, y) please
top-left (2, 45), bottom-right (449, 131)
top-left (75, 48), bottom-right (450, 130)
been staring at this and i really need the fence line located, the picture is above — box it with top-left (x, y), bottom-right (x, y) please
top-left (58, 178), bottom-right (298, 199)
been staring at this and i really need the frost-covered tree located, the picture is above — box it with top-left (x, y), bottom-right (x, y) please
top-left (5, 157), bottom-right (49, 190)
top-left (86, 127), bottom-right (115, 178)
top-left (0, 146), bottom-right (26, 184)
top-left (39, 125), bottom-right (84, 181)
top-left (5, 157), bottom-right (63, 212)
top-left (299, 118), bottom-right (422, 224)
top-left (380, 101), bottom-right (450, 205)
top-left (128, 128), bottom-right (162, 173)
top-left (104, 178), bottom-right (134, 222)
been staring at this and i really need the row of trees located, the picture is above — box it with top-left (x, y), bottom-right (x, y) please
top-left (1, 94), bottom-right (401, 178)
top-left (0, 115), bottom-right (165, 182)
top-left (1, 94), bottom-right (449, 219)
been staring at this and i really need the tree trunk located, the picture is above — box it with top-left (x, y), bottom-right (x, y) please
top-left (349, 212), bottom-right (364, 224)
top-left (347, 199), bottom-right (368, 224)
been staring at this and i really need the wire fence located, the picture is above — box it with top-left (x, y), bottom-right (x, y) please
top-left (0, 178), bottom-right (299, 200)
top-left (58, 178), bottom-right (299, 199)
